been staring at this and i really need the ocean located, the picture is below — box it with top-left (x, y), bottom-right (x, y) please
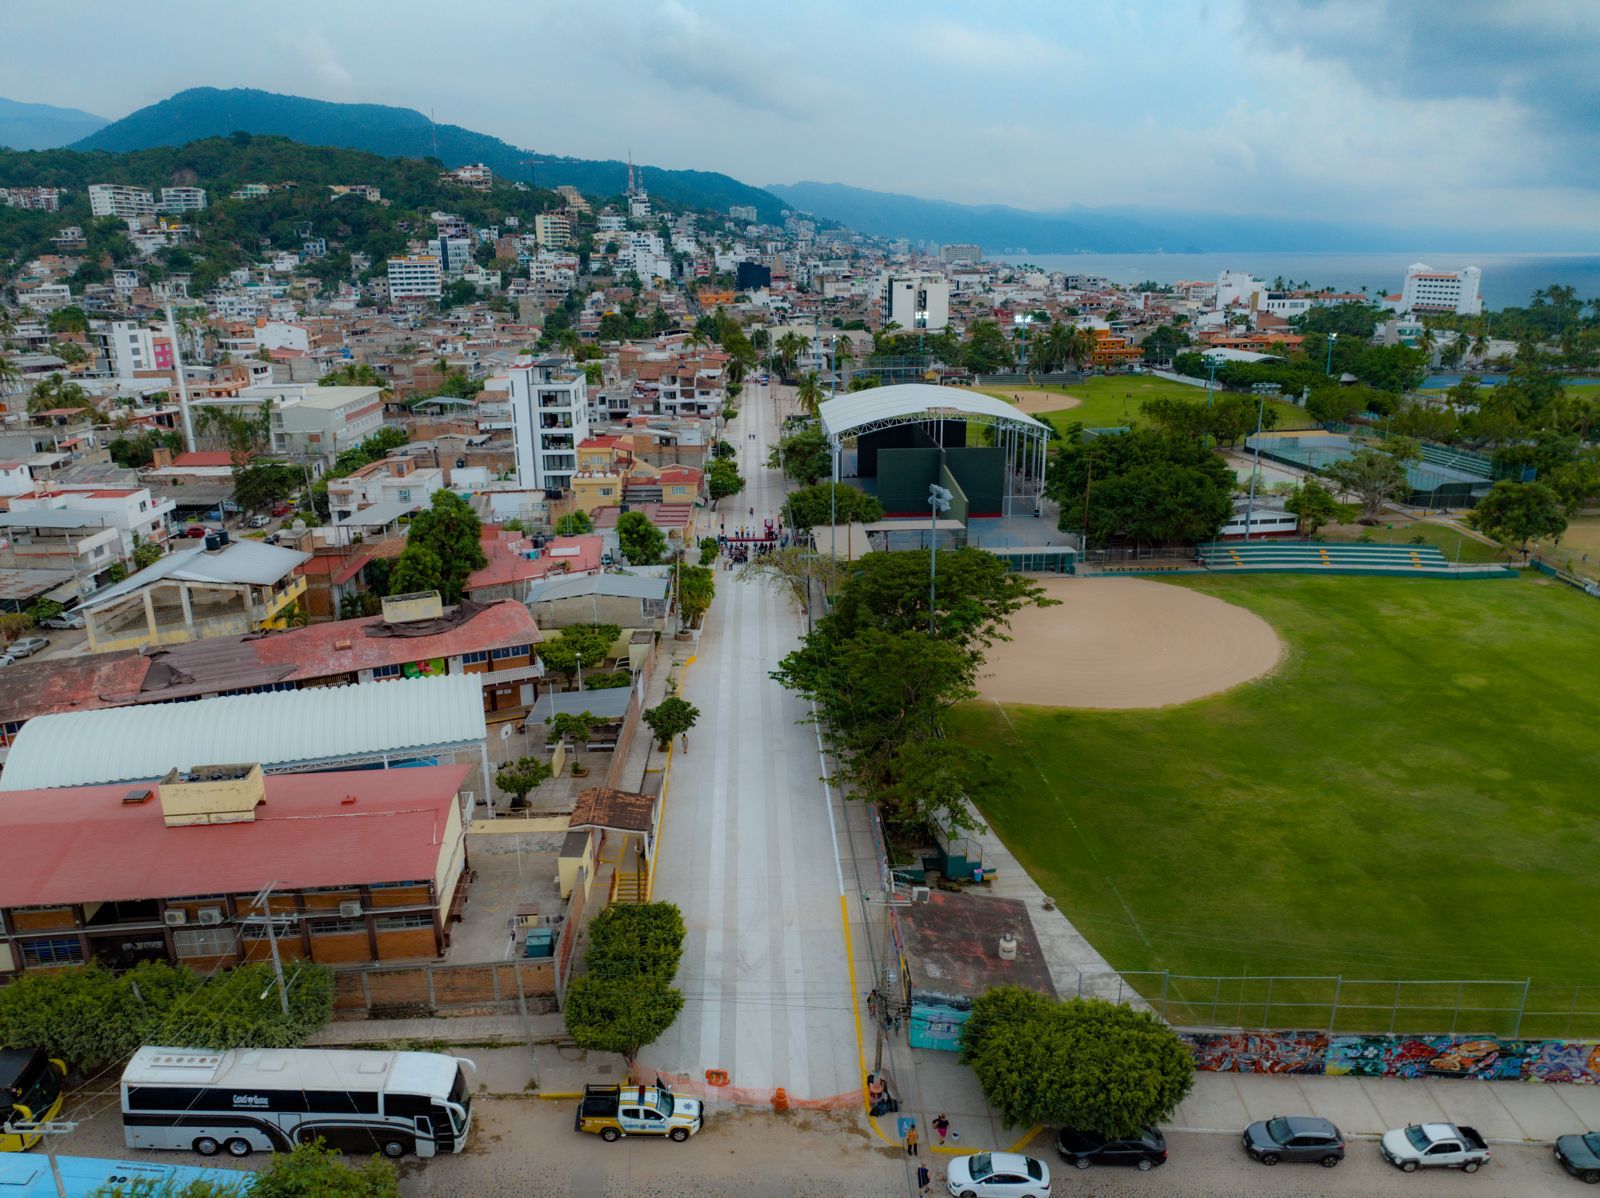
top-left (989, 252), bottom-right (1600, 311)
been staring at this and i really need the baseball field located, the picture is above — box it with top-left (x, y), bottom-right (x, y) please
top-left (949, 572), bottom-right (1600, 1031)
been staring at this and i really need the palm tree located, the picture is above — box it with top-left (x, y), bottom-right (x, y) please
top-left (775, 331), bottom-right (807, 382)
top-left (796, 372), bottom-right (824, 417)
top-left (1035, 322), bottom-right (1073, 374)
top-left (1069, 326), bottom-right (1099, 371)
top-left (725, 357), bottom-right (746, 388)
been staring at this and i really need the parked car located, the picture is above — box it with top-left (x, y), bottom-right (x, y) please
top-left (1243, 1115), bottom-right (1345, 1167)
top-left (248, 515), bottom-right (272, 529)
top-left (271, 502), bottom-right (293, 517)
top-left (182, 525), bottom-right (212, 538)
top-left (945, 1151), bottom-right (1050, 1198)
top-left (1380, 1123), bottom-right (1491, 1172)
top-left (1056, 1126), bottom-right (1167, 1171)
top-left (41, 611), bottom-right (84, 630)
top-left (1555, 1132), bottom-right (1600, 1184)
top-left (573, 1083), bottom-right (701, 1142)
top-left (6, 636), bottom-right (49, 659)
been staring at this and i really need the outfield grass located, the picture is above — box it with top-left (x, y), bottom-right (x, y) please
top-left (949, 573), bottom-right (1600, 1033)
top-left (973, 377), bottom-right (1318, 436)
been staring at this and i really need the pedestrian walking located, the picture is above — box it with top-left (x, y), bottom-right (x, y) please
top-left (933, 1113), bottom-right (950, 1145)
top-left (905, 1123), bottom-right (919, 1156)
top-left (916, 1163), bottom-right (931, 1194)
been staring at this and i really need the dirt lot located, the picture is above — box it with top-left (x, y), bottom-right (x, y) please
top-left (978, 577), bottom-right (1283, 709)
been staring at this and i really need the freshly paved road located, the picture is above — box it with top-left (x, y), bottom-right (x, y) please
top-left (640, 379), bottom-right (863, 1106)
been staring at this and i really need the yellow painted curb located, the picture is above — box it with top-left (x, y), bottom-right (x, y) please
top-left (537, 1092), bottom-right (582, 1100)
top-left (645, 653), bottom-right (696, 902)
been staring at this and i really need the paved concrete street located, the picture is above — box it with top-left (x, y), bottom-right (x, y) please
top-left (641, 379), bottom-right (862, 1105)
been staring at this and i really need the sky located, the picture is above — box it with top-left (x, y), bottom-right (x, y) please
top-left (3, 0), bottom-right (1598, 240)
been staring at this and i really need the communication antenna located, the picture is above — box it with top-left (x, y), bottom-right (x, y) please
top-left (430, 108), bottom-right (438, 159)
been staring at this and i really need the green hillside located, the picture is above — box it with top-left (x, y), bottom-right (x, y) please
top-left (70, 88), bottom-right (790, 223)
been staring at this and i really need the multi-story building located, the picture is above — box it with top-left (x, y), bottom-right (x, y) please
top-left (326, 456), bottom-right (447, 524)
top-left (507, 358), bottom-right (589, 492)
top-left (88, 183), bottom-right (155, 219)
top-left (276, 385), bottom-right (386, 465)
top-left (533, 213), bottom-right (570, 250)
top-left (3, 187), bottom-right (62, 211)
top-left (728, 204), bottom-right (758, 223)
top-left (108, 320), bottom-right (175, 378)
top-left (555, 185), bottom-right (590, 214)
top-left (939, 243), bottom-right (982, 263)
top-left (231, 183), bottom-right (270, 200)
top-left (10, 485), bottom-right (176, 557)
top-left (157, 186), bottom-right (207, 213)
top-left (426, 237), bottom-right (472, 278)
top-left (1400, 263), bottom-right (1482, 315)
top-left (596, 213), bottom-right (626, 234)
top-left (883, 274), bottom-right (950, 333)
top-left (440, 162), bottom-right (493, 190)
top-left (387, 255), bottom-right (443, 300)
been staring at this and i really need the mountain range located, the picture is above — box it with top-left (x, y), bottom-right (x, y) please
top-left (0, 97), bottom-right (108, 152)
top-left (47, 87), bottom-right (791, 223)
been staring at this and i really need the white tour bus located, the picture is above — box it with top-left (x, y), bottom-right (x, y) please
top-left (121, 1046), bottom-right (474, 1160)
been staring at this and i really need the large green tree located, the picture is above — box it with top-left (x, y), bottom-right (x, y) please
top-left (768, 425), bottom-right (831, 485)
top-left (1045, 428), bottom-right (1235, 547)
top-left (1469, 480), bottom-right (1568, 555)
top-left (706, 457), bottom-right (744, 507)
top-left (1283, 479), bottom-right (1351, 534)
top-left (392, 490), bottom-right (485, 603)
top-left (782, 482), bottom-right (883, 531)
top-left (962, 989), bottom-right (1194, 1136)
top-left (1323, 448), bottom-right (1410, 522)
top-left (565, 902), bottom-right (686, 1065)
top-left (616, 510), bottom-right (666, 565)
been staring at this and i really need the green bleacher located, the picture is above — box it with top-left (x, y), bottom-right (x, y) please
top-left (1195, 541), bottom-right (1515, 578)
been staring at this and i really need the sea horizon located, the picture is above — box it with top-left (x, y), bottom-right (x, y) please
top-left (989, 251), bottom-right (1600, 311)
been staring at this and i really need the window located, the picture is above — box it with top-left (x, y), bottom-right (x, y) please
top-left (461, 650), bottom-right (488, 664)
top-left (173, 927), bottom-right (237, 958)
top-left (372, 664), bottom-right (403, 679)
top-left (375, 913), bottom-right (431, 931)
top-left (240, 916), bottom-right (296, 940)
top-left (20, 937), bottom-right (83, 967)
top-left (308, 918), bottom-right (366, 936)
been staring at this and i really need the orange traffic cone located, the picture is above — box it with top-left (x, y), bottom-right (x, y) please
top-left (772, 1087), bottom-right (790, 1113)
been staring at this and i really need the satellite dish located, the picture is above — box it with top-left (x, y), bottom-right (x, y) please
top-left (500, 724), bottom-right (513, 740)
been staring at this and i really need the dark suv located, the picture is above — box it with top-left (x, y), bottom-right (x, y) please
top-left (1242, 1115), bottom-right (1345, 1166)
top-left (1055, 1126), bottom-right (1167, 1170)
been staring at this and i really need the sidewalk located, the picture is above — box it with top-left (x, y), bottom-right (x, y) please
top-left (1174, 1070), bottom-right (1600, 1143)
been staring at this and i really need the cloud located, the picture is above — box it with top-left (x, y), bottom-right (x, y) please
top-left (293, 26), bottom-right (354, 97)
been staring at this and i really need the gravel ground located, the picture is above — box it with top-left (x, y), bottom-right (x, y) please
top-left (52, 1092), bottom-right (1582, 1198)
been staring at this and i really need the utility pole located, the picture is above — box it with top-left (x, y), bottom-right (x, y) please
top-left (166, 303), bottom-right (196, 453)
top-left (247, 882), bottom-right (291, 1018)
top-left (927, 484), bottom-right (952, 633)
top-left (1243, 389), bottom-right (1267, 542)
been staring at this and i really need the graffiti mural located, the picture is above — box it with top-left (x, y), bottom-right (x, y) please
top-left (1187, 1031), bottom-right (1600, 1084)
top-left (1183, 1031), bottom-right (1328, 1074)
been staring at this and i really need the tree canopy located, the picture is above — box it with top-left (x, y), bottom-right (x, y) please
top-left (564, 903), bottom-right (686, 1064)
top-left (616, 511), bottom-right (665, 565)
top-left (391, 490), bottom-right (485, 603)
top-left (783, 482), bottom-right (883, 531)
top-left (1045, 428), bottom-right (1235, 548)
top-left (1323, 447), bottom-right (1410, 522)
top-left (962, 989), bottom-right (1194, 1136)
top-left (1469, 480), bottom-right (1567, 554)
top-left (769, 425), bottom-right (831, 485)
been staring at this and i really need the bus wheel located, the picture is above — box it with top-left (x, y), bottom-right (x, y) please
top-left (193, 1137), bottom-right (220, 1156)
top-left (382, 1139), bottom-right (408, 1158)
top-left (224, 1137), bottom-right (252, 1158)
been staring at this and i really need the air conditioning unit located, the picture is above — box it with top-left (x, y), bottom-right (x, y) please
top-left (338, 901), bottom-right (363, 919)
top-left (911, 886), bottom-right (931, 903)
top-left (163, 909), bottom-right (189, 926)
top-left (196, 907), bottom-right (224, 926)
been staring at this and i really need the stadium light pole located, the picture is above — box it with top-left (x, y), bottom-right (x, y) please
top-left (928, 484), bottom-right (952, 634)
top-left (1325, 331), bottom-right (1338, 377)
top-left (1243, 389), bottom-right (1268, 542)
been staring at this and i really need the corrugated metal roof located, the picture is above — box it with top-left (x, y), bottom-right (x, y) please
top-left (81, 541), bottom-right (312, 611)
top-left (527, 573), bottom-right (669, 604)
top-left (336, 500), bottom-right (419, 527)
top-left (0, 675), bottom-right (487, 791)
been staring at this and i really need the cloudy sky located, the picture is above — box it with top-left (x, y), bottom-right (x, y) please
top-left (4, 0), bottom-right (1597, 238)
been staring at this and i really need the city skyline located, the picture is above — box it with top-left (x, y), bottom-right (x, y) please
top-left (2, 0), bottom-right (1597, 242)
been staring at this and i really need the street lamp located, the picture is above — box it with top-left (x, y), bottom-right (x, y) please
top-left (1325, 331), bottom-right (1339, 377)
top-left (1203, 354), bottom-right (1220, 449)
top-left (927, 484), bottom-right (952, 634)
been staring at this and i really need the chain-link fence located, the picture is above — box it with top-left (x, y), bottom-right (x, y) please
top-left (1072, 971), bottom-right (1600, 1038)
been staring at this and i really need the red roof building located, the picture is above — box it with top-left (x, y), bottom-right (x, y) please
top-left (0, 763), bottom-right (472, 974)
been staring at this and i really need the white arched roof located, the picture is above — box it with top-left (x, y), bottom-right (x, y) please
top-left (0, 675), bottom-right (487, 791)
top-left (817, 384), bottom-right (1049, 441)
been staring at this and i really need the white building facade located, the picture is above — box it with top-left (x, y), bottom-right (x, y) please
top-left (507, 358), bottom-right (589, 493)
top-left (387, 255), bottom-right (444, 300)
top-left (883, 274), bottom-right (950, 333)
top-left (1401, 263), bottom-right (1482, 315)
top-left (88, 184), bottom-right (155, 219)
top-left (158, 187), bottom-right (207, 212)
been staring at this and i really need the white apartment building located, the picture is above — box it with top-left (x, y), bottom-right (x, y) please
top-left (158, 187), bottom-right (207, 212)
top-left (10, 485), bottom-right (176, 555)
top-left (1401, 263), bottom-right (1482, 315)
top-left (628, 191), bottom-right (652, 219)
top-left (883, 274), bottom-right (950, 333)
top-left (1214, 270), bottom-right (1266, 309)
top-left (387, 255), bottom-right (443, 300)
top-left (326, 457), bottom-right (446, 524)
top-left (596, 213), bottom-right (626, 234)
top-left (939, 243), bottom-right (982, 263)
top-left (3, 187), bottom-right (62, 211)
top-left (427, 236), bottom-right (472, 277)
top-left (533, 213), bottom-right (570, 250)
top-left (108, 321), bottom-right (173, 378)
top-left (88, 184), bottom-right (155, 219)
top-left (507, 358), bottom-right (589, 492)
top-left (728, 204), bottom-right (758, 223)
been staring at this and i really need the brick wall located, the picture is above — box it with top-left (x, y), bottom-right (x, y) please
top-left (332, 957), bottom-right (556, 1019)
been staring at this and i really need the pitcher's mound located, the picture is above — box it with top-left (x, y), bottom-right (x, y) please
top-left (980, 577), bottom-right (1282, 709)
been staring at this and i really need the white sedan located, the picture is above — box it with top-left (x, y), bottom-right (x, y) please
top-left (946, 1151), bottom-right (1051, 1198)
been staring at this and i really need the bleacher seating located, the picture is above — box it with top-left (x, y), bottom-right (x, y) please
top-left (1197, 541), bottom-right (1463, 574)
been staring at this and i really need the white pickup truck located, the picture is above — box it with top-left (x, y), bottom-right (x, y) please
top-left (1380, 1123), bottom-right (1491, 1173)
